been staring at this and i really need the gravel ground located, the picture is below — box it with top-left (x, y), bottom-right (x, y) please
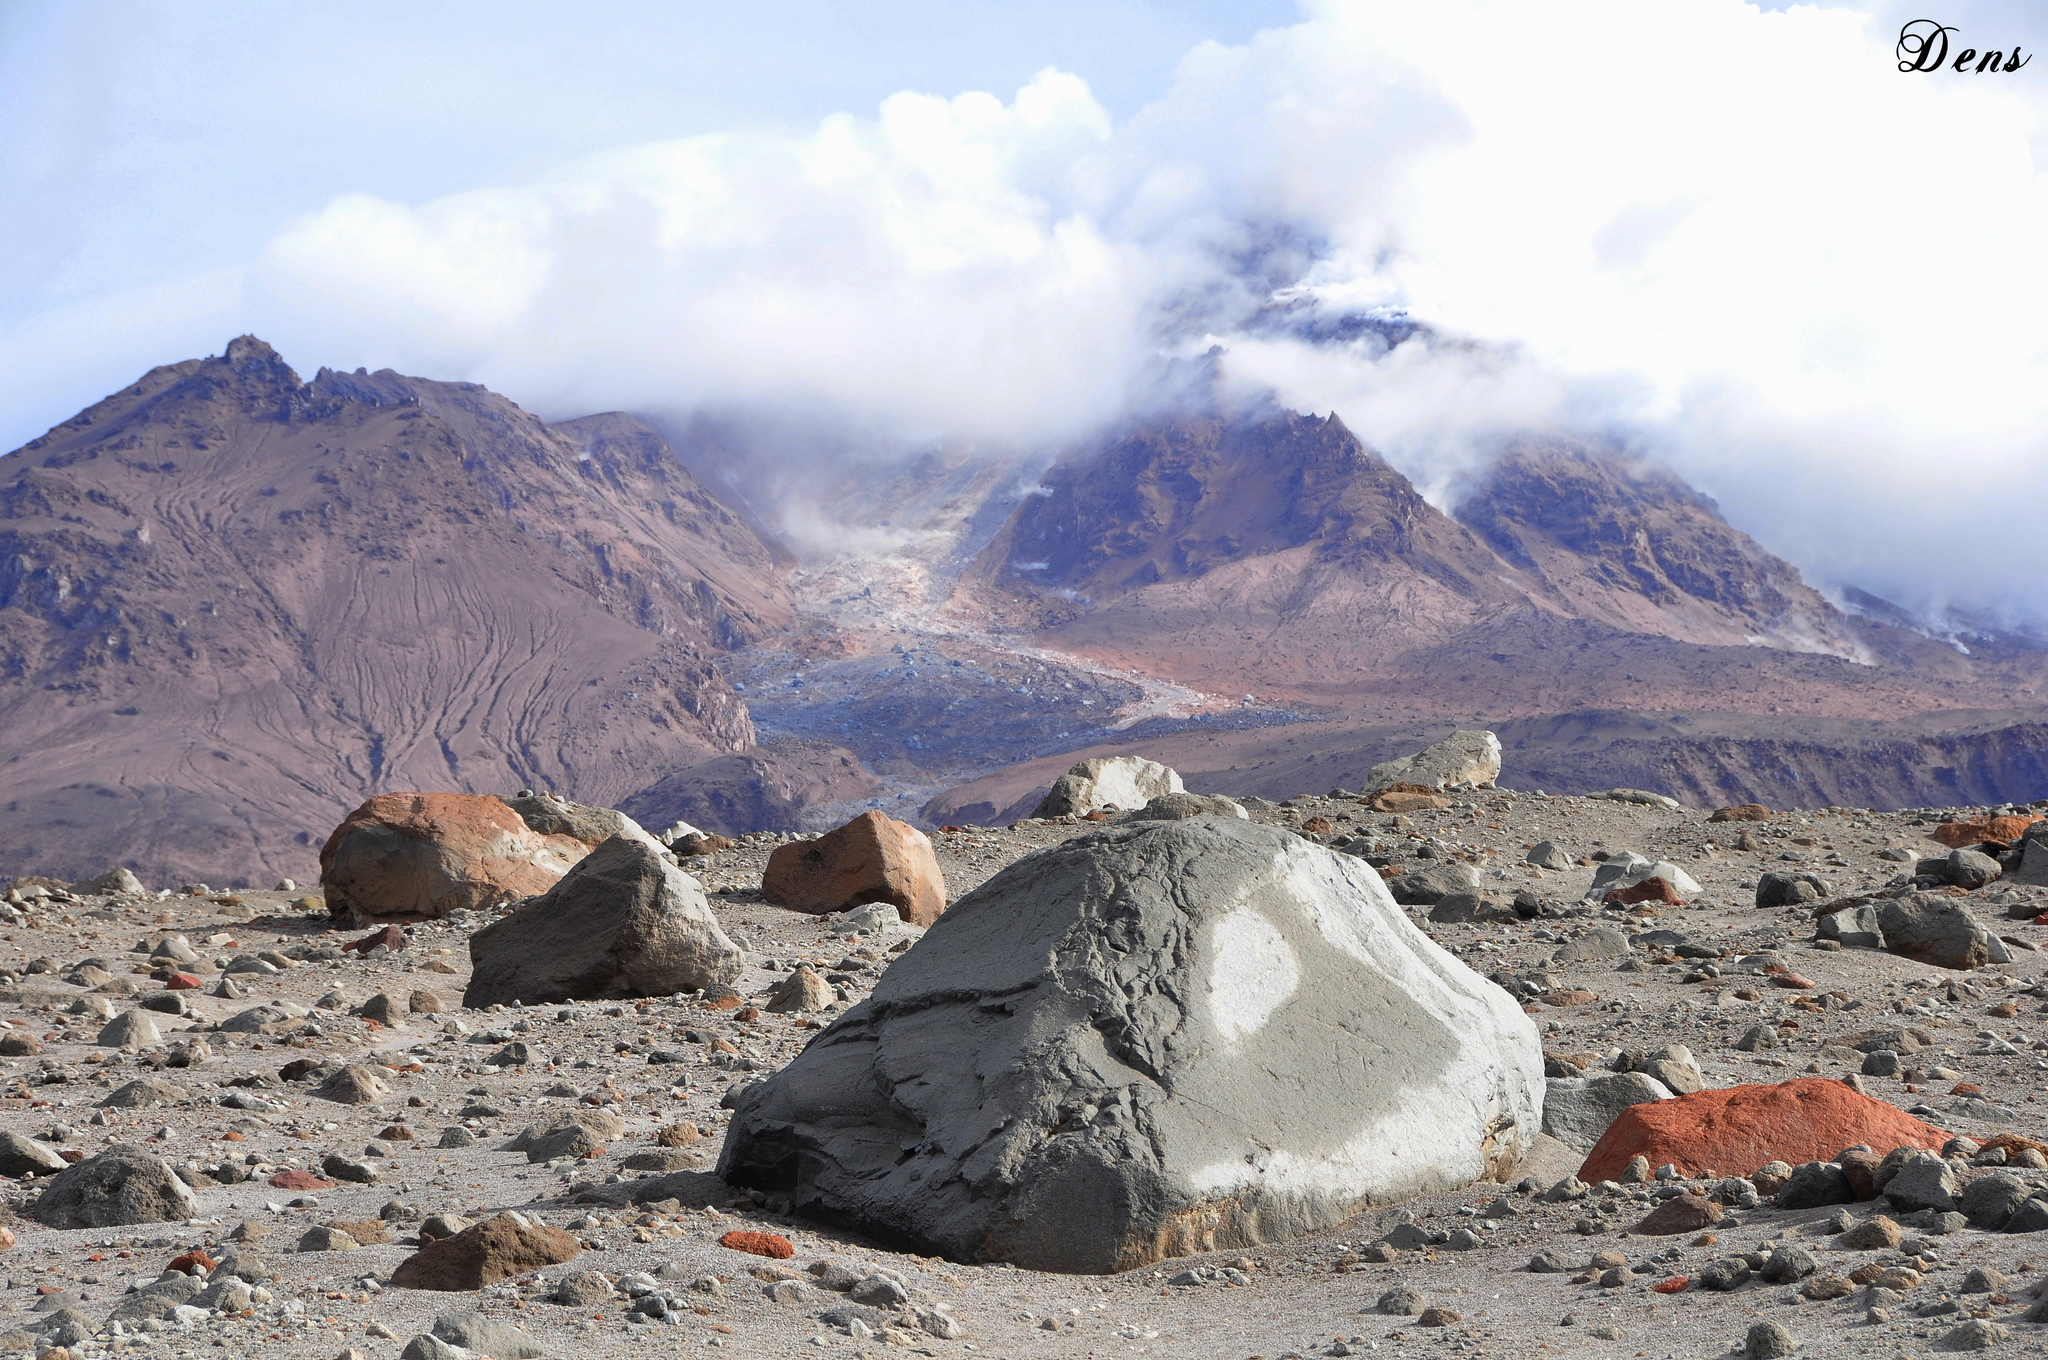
top-left (5, 789), bottom-right (2048, 1360)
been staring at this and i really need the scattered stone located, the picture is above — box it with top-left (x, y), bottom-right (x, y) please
top-left (1366, 731), bottom-right (1501, 793)
top-left (1939, 1319), bottom-right (2009, 1350)
top-left (1526, 840), bottom-right (1572, 870)
top-left (1577, 1079), bottom-right (1949, 1183)
top-left (1541, 1072), bottom-right (1674, 1152)
top-left (1757, 871), bottom-right (1830, 909)
top-left (1744, 1320), bottom-right (1798, 1359)
top-left (315, 1064), bottom-right (391, 1105)
top-left (1634, 1193), bottom-right (1722, 1235)
top-left (552, 1271), bottom-right (613, 1307)
top-left (1131, 792), bottom-right (1248, 820)
top-left (28, 1143), bottom-right (200, 1227)
top-left (1710, 804), bottom-right (1773, 823)
top-left (718, 1230), bottom-right (795, 1259)
top-left (96, 1011), bottom-right (160, 1049)
top-left (464, 836), bottom-right (744, 1006)
top-left (319, 792), bottom-right (588, 924)
top-left (1837, 1215), bottom-right (1902, 1250)
top-left (764, 965), bottom-right (832, 1013)
top-left (1882, 1151), bottom-right (1961, 1213)
top-left (297, 1225), bottom-right (360, 1252)
top-left (389, 1212), bottom-right (581, 1290)
top-left (0, 1132), bottom-right (66, 1177)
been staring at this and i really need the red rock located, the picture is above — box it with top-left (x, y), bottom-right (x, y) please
top-left (167, 1250), bottom-right (215, 1274)
top-left (267, 1169), bottom-right (336, 1190)
top-left (718, 1230), bottom-right (794, 1259)
top-left (1652, 1277), bottom-right (1689, 1293)
top-left (346, 924), bottom-right (407, 954)
top-left (319, 792), bottom-right (589, 925)
top-left (761, 811), bottom-right (948, 927)
top-left (1604, 876), bottom-right (1684, 907)
top-left (1770, 973), bottom-right (1814, 989)
top-left (162, 974), bottom-right (203, 990)
top-left (1931, 815), bottom-right (2040, 849)
top-left (1578, 1078), bottom-right (1949, 1184)
top-left (389, 1211), bottom-right (581, 1290)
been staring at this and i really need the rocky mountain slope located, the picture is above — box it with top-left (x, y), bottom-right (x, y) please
top-left (0, 337), bottom-right (848, 885)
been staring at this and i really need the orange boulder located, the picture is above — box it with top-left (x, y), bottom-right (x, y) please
top-left (762, 811), bottom-right (947, 926)
top-left (1604, 876), bottom-right (1684, 907)
top-left (1931, 815), bottom-right (2040, 848)
top-left (1578, 1079), bottom-right (1948, 1184)
top-left (319, 793), bottom-right (588, 925)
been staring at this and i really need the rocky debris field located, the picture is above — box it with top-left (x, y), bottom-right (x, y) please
top-left (7, 776), bottom-right (2048, 1360)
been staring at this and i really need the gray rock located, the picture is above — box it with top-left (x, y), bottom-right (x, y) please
top-left (75, 867), bottom-right (147, 896)
top-left (1818, 905), bottom-right (1885, 950)
top-left (1939, 1319), bottom-right (2009, 1350)
top-left (1386, 863), bottom-right (1482, 905)
top-left (552, 1270), bottom-right (613, 1306)
top-left (1945, 849), bottom-right (2002, 890)
top-left (431, 1313), bottom-right (547, 1358)
top-left (1779, 1161), bottom-right (1855, 1210)
top-left (1552, 927), bottom-right (1630, 964)
top-left (314, 1064), bottom-right (390, 1105)
top-left (97, 1010), bottom-right (161, 1049)
top-left (1428, 890), bottom-right (1520, 924)
top-left (1744, 1320), bottom-right (1798, 1359)
top-left (1598, 788), bottom-right (1682, 809)
top-left (1366, 730), bottom-right (1501, 793)
top-left (298, 1225), bottom-right (360, 1251)
top-left (465, 836), bottom-right (743, 1006)
top-left (321, 1152), bottom-right (380, 1183)
top-left (1033, 757), bottom-right (1184, 818)
top-left (1130, 792), bottom-right (1247, 821)
top-left (1960, 1171), bottom-right (2030, 1229)
top-left (2003, 1197), bottom-right (2048, 1233)
top-left (1760, 1245), bottom-right (1818, 1283)
top-left (717, 817), bottom-right (1543, 1273)
top-left (437, 1126), bottom-right (477, 1148)
top-left (1526, 840), bottom-right (1572, 870)
top-left (218, 1001), bottom-right (308, 1034)
top-left (29, 1142), bottom-right (200, 1227)
top-left (399, 1336), bottom-right (478, 1360)
top-left (1882, 1151), bottom-right (1961, 1213)
top-left (105, 1272), bottom-right (202, 1322)
top-left (1540, 1072), bottom-right (1674, 1152)
top-left (525, 1124), bottom-right (604, 1163)
top-left (1757, 872), bottom-right (1830, 909)
top-left (1860, 1049), bottom-right (1901, 1077)
top-left (99, 1077), bottom-right (184, 1109)
top-left (1697, 1257), bottom-right (1752, 1290)
top-left (0, 1131), bottom-right (67, 1177)
top-left (1875, 894), bottom-right (1993, 971)
top-left (1378, 1286), bottom-right (1428, 1315)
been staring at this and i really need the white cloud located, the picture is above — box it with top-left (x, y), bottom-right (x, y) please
top-left (12, 0), bottom-right (2048, 613)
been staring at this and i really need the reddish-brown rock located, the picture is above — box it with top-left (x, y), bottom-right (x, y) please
top-left (267, 1169), bottom-right (335, 1191)
top-left (388, 1211), bottom-right (581, 1290)
top-left (162, 974), bottom-right (202, 990)
top-left (761, 811), bottom-right (947, 926)
top-left (1578, 1079), bottom-right (1949, 1184)
top-left (1633, 1193), bottom-right (1723, 1236)
top-left (1931, 815), bottom-right (2040, 848)
top-left (1604, 876), bottom-right (1684, 906)
top-left (319, 793), bottom-right (588, 925)
top-left (718, 1230), bottom-right (794, 1259)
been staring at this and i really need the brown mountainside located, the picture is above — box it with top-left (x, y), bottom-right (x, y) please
top-left (0, 337), bottom-right (824, 885)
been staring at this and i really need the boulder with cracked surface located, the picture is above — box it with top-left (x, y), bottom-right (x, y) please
top-left (1366, 731), bottom-right (1501, 793)
top-left (719, 816), bottom-right (1543, 1274)
top-left (465, 836), bottom-right (743, 1007)
top-left (1032, 756), bottom-right (1185, 818)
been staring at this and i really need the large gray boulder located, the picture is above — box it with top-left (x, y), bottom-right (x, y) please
top-left (465, 836), bottom-right (743, 1007)
top-left (1032, 757), bottom-right (1184, 818)
top-left (1875, 894), bottom-right (1998, 971)
top-left (717, 816), bottom-right (1543, 1274)
top-left (29, 1143), bottom-right (200, 1227)
top-left (0, 1131), bottom-right (67, 1177)
top-left (1366, 730), bottom-right (1501, 793)
top-left (1540, 1072), bottom-right (1675, 1152)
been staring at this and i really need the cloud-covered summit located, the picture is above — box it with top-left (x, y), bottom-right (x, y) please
top-left (9, 0), bottom-right (2048, 616)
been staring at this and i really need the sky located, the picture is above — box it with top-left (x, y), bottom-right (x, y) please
top-left (4, 0), bottom-right (2048, 620)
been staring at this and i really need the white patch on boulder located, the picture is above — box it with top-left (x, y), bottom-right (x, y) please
top-left (1207, 907), bottom-right (1298, 1042)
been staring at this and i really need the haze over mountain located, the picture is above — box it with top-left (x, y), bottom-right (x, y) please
top-left (3, 336), bottom-right (2045, 887)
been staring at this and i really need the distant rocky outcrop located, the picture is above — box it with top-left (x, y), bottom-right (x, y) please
top-left (720, 816), bottom-right (1543, 1273)
top-left (1031, 756), bottom-right (1184, 817)
top-left (465, 836), bottom-right (743, 1006)
top-left (319, 793), bottom-right (587, 925)
top-left (1367, 731), bottom-right (1501, 793)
